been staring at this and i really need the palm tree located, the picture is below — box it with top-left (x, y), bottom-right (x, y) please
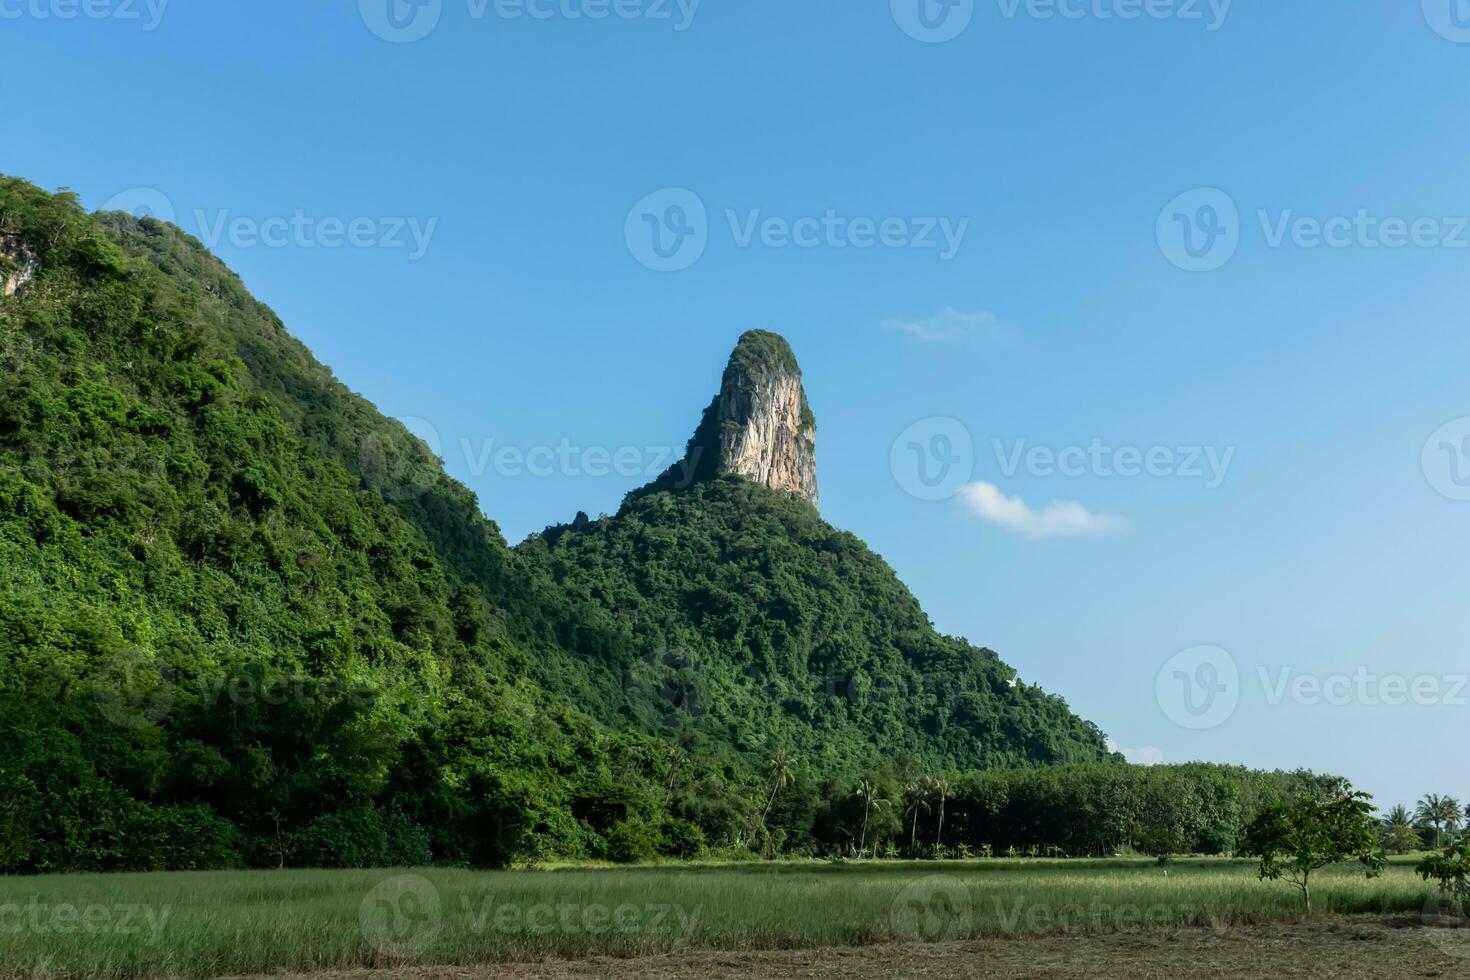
top-left (931, 777), bottom-right (951, 849)
top-left (1415, 795), bottom-right (1441, 847)
top-left (903, 781), bottom-right (930, 855)
top-left (855, 780), bottom-right (890, 856)
top-left (1381, 804), bottom-right (1420, 854)
top-left (664, 746), bottom-right (689, 793)
top-left (1416, 794), bottom-right (1462, 849)
top-left (760, 750), bottom-right (795, 828)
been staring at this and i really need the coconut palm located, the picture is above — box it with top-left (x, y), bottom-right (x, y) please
top-left (903, 781), bottom-right (931, 855)
top-left (1380, 804), bottom-right (1421, 854)
top-left (664, 745), bottom-right (689, 792)
top-left (931, 777), bottom-right (951, 849)
top-left (760, 750), bottom-right (795, 828)
top-left (1447, 797), bottom-right (1465, 840)
top-left (1415, 794), bottom-right (1462, 849)
top-left (855, 780), bottom-right (890, 856)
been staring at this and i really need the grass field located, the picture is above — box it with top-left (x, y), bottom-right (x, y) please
top-left (0, 857), bottom-right (1450, 979)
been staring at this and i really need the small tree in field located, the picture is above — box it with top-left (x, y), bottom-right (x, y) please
top-left (1242, 790), bottom-right (1384, 912)
top-left (1418, 838), bottom-right (1470, 916)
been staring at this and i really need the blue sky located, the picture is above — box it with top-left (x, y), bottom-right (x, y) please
top-left (6, 0), bottom-right (1469, 809)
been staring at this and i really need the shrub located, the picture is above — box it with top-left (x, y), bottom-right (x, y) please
top-left (603, 819), bottom-right (661, 864)
top-left (121, 803), bottom-right (241, 870)
top-left (294, 805), bottom-right (431, 868)
top-left (659, 818), bottom-right (706, 859)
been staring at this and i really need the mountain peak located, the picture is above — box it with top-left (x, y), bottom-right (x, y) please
top-left (714, 331), bottom-right (818, 505)
top-left (726, 329), bottom-right (801, 377)
top-left (642, 331), bottom-right (819, 507)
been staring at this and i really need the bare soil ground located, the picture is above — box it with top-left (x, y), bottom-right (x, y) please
top-left (235, 916), bottom-right (1468, 979)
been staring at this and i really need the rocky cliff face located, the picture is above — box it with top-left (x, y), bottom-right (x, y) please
top-left (712, 332), bottom-right (819, 506)
top-left (1, 235), bottom-right (39, 298)
top-left (640, 331), bottom-right (819, 507)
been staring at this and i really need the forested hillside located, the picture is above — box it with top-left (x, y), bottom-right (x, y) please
top-left (523, 478), bottom-right (1108, 774)
top-left (0, 176), bottom-right (1307, 873)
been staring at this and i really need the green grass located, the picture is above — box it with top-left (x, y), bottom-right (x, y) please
top-left (0, 857), bottom-right (1437, 979)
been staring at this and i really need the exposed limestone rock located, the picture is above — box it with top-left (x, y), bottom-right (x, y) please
top-left (1, 235), bottom-right (39, 298)
top-left (643, 330), bottom-right (819, 507)
top-left (711, 331), bottom-right (818, 506)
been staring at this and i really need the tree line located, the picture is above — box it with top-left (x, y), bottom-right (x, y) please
top-left (1379, 794), bottom-right (1469, 854)
top-left (752, 758), bottom-right (1342, 860)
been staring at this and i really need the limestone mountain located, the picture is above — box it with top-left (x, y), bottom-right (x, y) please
top-left (524, 334), bottom-right (1110, 775)
top-left (0, 175), bottom-right (1112, 873)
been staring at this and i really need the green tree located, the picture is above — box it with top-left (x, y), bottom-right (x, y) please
top-left (1416, 795), bottom-right (1462, 849)
top-left (1380, 804), bottom-right (1422, 855)
top-left (664, 746), bottom-right (689, 793)
top-left (1242, 790), bottom-right (1384, 912)
top-left (760, 750), bottom-right (795, 829)
top-left (931, 777), bottom-right (951, 849)
top-left (903, 780), bottom-right (930, 855)
top-left (854, 780), bottom-right (890, 856)
top-left (1418, 838), bottom-right (1470, 916)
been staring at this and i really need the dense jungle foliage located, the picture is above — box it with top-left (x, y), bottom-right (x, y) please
top-left (0, 176), bottom-right (1325, 872)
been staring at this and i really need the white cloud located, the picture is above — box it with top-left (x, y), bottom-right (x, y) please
top-left (882, 307), bottom-right (1013, 343)
top-left (1107, 739), bottom-right (1164, 766)
top-left (958, 481), bottom-right (1125, 538)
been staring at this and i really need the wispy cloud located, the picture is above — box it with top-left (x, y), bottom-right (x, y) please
top-left (1107, 739), bottom-right (1164, 766)
top-left (958, 481), bottom-right (1125, 538)
top-left (882, 307), bottom-right (1013, 344)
